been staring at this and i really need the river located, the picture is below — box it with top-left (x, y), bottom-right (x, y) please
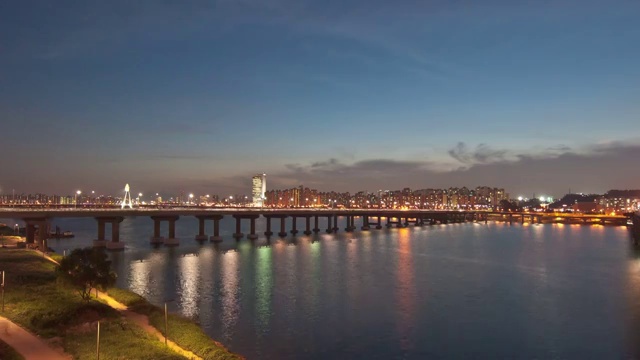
top-left (3, 216), bottom-right (639, 359)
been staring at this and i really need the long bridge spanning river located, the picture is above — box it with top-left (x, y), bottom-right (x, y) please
top-left (0, 208), bottom-right (632, 250)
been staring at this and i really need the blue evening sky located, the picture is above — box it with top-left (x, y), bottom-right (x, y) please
top-left (1, 0), bottom-right (639, 196)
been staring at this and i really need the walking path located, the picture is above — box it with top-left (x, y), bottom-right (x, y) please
top-left (0, 316), bottom-right (71, 360)
top-left (94, 291), bottom-right (202, 360)
top-left (42, 251), bottom-right (202, 360)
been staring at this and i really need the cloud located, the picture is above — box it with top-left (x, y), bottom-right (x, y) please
top-left (448, 142), bottom-right (508, 165)
top-left (3, 140), bottom-right (640, 199)
top-left (265, 141), bottom-right (640, 196)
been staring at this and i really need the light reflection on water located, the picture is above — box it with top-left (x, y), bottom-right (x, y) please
top-left (178, 253), bottom-right (200, 319)
top-left (3, 216), bottom-right (639, 359)
top-left (221, 250), bottom-right (240, 342)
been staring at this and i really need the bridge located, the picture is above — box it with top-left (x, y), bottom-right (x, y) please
top-left (0, 207), bottom-right (631, 251)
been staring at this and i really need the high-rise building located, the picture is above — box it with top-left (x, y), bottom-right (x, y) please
top-left (252, 173), bottom-right (267, 207)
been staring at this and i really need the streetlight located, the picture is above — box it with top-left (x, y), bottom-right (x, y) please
top-left (75, 190), bottom-right (82, 209)
top-left (189, 193), bottom-right (194, 205)
top-left (164, 298), bottom-right (175, 346)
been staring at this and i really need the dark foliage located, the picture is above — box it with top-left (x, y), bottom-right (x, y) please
top-left (56, 247), bottom-right (117, 301)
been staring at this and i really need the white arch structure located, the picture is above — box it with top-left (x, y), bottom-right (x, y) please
top-left (121, 183), bottom-right (133, 209)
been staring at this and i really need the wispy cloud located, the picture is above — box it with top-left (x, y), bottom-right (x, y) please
top-left (448, 142), bottom-right (508, 165)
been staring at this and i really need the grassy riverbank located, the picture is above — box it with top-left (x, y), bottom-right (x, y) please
top-left (106, 287), bottom-right (240, 360)
top-left (0, 249), bottom-right (185, 359)
top-left (0, 338), bottom-right (25, 360)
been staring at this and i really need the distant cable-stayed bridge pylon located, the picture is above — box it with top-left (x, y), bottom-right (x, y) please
top-left (121, 183), bottom-right (133, 209)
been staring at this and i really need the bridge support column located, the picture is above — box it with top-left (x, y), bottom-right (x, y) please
top-left (304, 216), bottom-right (312, 235)
top-left (509, 214), bottom-right (513, 225)
top-left (361, 215), bottom-right (370, 230)
top-left (23, 218), bottom-right (49, 250)
top-left (39, 223), bottom-right (48, 251)
top-left (291, 216), bottom-right (299, 235)
top-left (345, 216), bottom-right (353, 232)
top-left (233, 216), bottom-right (244, 239)
top-left (376, 216), bottom-right (382, 229)
top-left (248, 217), bottom-right (258, 240)
top-left (195, 216), bottom-right (207, 241)
top-left (333, 215), bottom-right (338, 233)
top-left (264, 217), bottom-right (273, 236)
top-left (150, 217), bottom-right (164, 244)
top-left (150, 216), bottom-right (179, 245)
top-left (165, 218), bottom-right (179, 246)
top-left (386, 216), bottom-right (393, 228)
top-left (107, 218), bottom-right (125, 250)
top-left (25, 224), bottom-right (36, 244)
top-left (210, 216), bottom-right (223, 242)
top-left (279, 217), bottom-right (287, 237)
top-left (313, 215), bottom-right (320, 233)
top-left (326, 216), bottom-right (333, 233)
top-left (93, 218), bottom-right (107, 247)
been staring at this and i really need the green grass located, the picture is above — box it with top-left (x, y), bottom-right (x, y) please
top-left (108, 288), bottom-right (241, 360)
top-left (48, 252), bottom-right (64, 263)
top-left (0, 338), bottom-right (25, 360)
top-left (64, 318), bottom-right (184, 360)
top-left (106, 286), bottom-right (147, 306)
top-left (0, 249), bottom-right (189, 359)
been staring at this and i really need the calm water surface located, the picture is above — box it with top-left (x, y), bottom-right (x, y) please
top-left (4, 216), bottom-right (640, 359)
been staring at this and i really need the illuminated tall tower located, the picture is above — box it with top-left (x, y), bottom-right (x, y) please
top-left (252, 174), bottom-right (266, 207)
top-left (121, 183), bottom-right (133, 209)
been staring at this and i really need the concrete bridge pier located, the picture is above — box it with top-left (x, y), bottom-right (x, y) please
top-left (195, 216), bottom-right (208, 241)
top-left (93, 216), bottom-right (125, 250)
top-left (264, 216), bottom-right (274, 236)
top-left (291, 216), bottom-right (299, 235)
top-left (333, 215), bottom-right (339, 233)
top-left (165, 217), bottom-right (179, 246)
top-left (150, 216), bottom-right (179, 246)
top-left (313, 215), bottom-right (320, 233)
top-left (326, 215), bottom-right (333, 233)
top-left (150, 217), bottom-right (165, 244)
top-left (210, 215), bottom-right (223, 242)
top-left (345, 215), bottom-right (354, 232)
top-left (107, 217), bottom-right (125, 250)
top-left (232, 215), bottom-right (244, 239)
top-left (248, 216), bottom-right (259, 240)
top-left (93, 218), bottom-right (107, 247)
top-left (24, 218), bottom-right (49, 250)
top-left (361, 215), bottom-right (370, 230)
top-left (376, 216), bottom-right (382, 229)
top-left (279, 216), bottom-right (287, 237)
top-left (304, 216), bottom-right (312, 235)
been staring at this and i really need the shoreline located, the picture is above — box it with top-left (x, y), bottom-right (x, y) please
top-left (0, 247), bottom-right (240, 359)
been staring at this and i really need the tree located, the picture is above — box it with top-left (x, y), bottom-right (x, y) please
top-left (499, 199), bottom-right (519, 212)
top-left (57, 247), bottom-right (117, 301)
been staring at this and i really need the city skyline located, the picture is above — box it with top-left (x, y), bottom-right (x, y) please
top-left (1, 1), bottom-right (640, 196)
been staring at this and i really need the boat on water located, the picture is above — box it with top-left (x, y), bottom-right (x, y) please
top-left (48, 226), bottom-right (75, 239)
